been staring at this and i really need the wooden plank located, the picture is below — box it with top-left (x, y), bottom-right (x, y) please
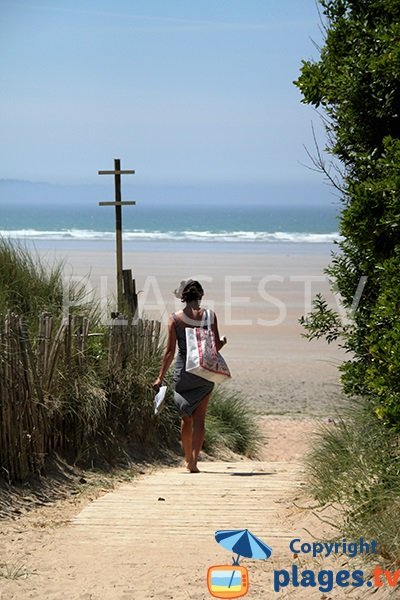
top-left (45, 318), bottom-right (69, 392)
top-left (37, 313), bottom-right (46, 377)
top-left (154, 319), bottom-right (161, 349)
top-left (19, 318), bottom-right (44, 405)
top-left (137, 319), bottom-right (144, 362)
top-left (71, 460), bottom-right (304, 559)
top-left (98, 201), bottom-right (136, 206)
top-left (82, 317), bottom-right (89, 355)
top-left (122, 269), bottom-right (136, 319)
top-left (43, 313), bottom-right (53, 376)
top-left (132, 278), bottom-right (138, 317)
top-left (107, 318), bottom-right (115, 371)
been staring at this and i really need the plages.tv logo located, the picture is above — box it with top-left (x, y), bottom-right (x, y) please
top-left (207, 529), bottom-right (272, 598)
top-left (273, 537), bottom-right (400, 593)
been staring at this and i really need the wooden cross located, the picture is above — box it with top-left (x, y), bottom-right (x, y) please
top-left (98, 158), bottom-right (135, 312)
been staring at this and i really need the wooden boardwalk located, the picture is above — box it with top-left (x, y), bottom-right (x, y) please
top-left (72, 460), bottom-right (303, 545)
top-left (69, 460), bottom-right (304, 598)
top-left (1, 458), bottom-right (392, 599)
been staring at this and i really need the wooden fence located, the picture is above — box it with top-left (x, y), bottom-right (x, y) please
top-left (0, 312), bottom-right (162, 483)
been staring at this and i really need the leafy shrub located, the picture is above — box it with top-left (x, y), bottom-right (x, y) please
top-left (295, 1), bottom-right (400, 425)
top-left (295, 0), bottom-right (400, 563)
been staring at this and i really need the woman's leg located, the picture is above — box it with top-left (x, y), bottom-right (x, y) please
top-left (188, 392), bottom-right (212, 472)
top-left (181, 415), bottom-right (193, 464)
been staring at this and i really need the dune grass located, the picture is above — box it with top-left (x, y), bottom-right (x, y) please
top-left (0, 237), bottom-right (98, 326)
top-left (105, 346), bottom-right (180, 455)
top-left (204, 387), bottom-right (264, 459)
top-left (306, 399), bottom-right (400, 563)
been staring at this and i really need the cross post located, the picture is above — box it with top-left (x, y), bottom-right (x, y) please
top-left (98, 158), bottom-right (135, 312)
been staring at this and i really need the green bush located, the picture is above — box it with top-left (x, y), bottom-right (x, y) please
top-left (295, 1), bottom-right (400, 425)
top-left (294, 0), bottom-right (400, 563)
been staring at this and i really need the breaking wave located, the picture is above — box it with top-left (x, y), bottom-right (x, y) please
top-left (0, 229), bottom-right (342, 243)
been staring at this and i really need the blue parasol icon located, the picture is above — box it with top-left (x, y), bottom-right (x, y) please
top-left (215, 529), bottom-right (273, 562)
top-left (214, 529), bottom-right (272, 589)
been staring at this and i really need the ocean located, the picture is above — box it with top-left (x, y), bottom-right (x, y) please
top-left (0, 199), bottom-right (341, 254)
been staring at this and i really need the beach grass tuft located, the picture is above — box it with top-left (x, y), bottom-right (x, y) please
top-left (205, 387), bottom-right (264, 459)
top-left (306, 399), bottom-right (400, 563)
top-left (0, 236), bottom-right (99, 326)
top-left (0, 560), bottom-right (33, 580)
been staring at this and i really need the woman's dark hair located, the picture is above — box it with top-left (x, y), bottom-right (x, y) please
top-left (181, 280), bottom-right (204, 303)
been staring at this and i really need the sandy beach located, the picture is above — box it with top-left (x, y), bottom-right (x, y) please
top-left (41, 245), bottom-right (346, 417)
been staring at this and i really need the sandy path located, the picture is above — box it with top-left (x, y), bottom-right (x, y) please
top-left (0, 419), bottom-right (393, 599)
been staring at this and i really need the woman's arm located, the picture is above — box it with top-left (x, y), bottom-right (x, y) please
top-left (153, 314), bottom-right (177, 391)
top-left (211, 311), bottom-right (227, 352)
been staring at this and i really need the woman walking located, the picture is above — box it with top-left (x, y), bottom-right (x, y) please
top-left (153, 279), bottom-right (227, 473)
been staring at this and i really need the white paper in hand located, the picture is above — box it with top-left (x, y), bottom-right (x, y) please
top-left (154, 385), bottom-right (167, 415)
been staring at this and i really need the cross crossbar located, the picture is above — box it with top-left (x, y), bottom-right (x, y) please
top-left (98, 201), bottom-right (136, 206)
top-left (98, 170), bottom-right (135, 175)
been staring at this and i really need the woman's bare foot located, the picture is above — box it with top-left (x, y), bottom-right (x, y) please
top-left (186, 459), bottom-right (200, 473)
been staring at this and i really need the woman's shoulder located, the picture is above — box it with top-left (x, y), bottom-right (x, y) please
top-left (171, 310), bottom-right (184, 319)
top-left (170, 310), bottom-right (184, 326)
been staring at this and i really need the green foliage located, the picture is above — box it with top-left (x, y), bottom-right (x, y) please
top-left (204, 388), bottom-right (264, 459)
top-left (296, 1), bottom-right (400, 169)
top-left (299, 293), bottom-right (344, 344)
top-left (363, 251), bottom-right (400, 422)
top-left (295, 0), bottom-right (400, 565)
top-left (294, 0), bottom-right (400, 425)
top-left (0, 237), bottom-right (64, 318)
top-left (87, 332), bottom-right (108, 365)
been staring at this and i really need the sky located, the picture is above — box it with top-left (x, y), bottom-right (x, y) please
top-left (0, 0), bottom-right (326, 186)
